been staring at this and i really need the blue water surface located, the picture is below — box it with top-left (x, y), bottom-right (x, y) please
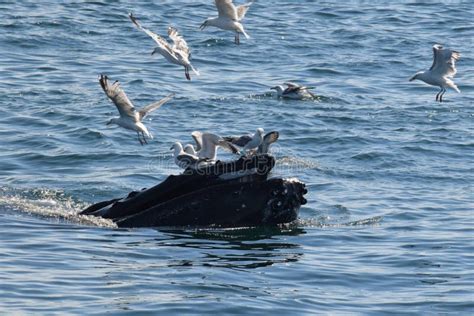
top-left (0, 1), bottom-right (473, 314)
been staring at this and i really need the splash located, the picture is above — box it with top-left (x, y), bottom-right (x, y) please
top-left (298, 215), bottom-right (383, 228)
top-left (274, 155), bottom-right (320, 174)
top-left (0, 187), bottom-right (116, 228)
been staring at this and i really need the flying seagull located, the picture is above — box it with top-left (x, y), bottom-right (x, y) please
top-left (99, 74), bottom-right (174, 145)
top-left (271, 82), bottom-right (315, 100)
top-left (200, 0), bottom-right (252, 45)
top-left (129, 13), bottom-right (199, 80)
top-left (409, 44), bottom-right (460, 102)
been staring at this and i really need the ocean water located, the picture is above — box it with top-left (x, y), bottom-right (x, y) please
top-left (1, 0), bottom-right (473, 314)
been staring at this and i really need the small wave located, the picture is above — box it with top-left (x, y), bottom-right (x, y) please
top-left (36, 66), bottom-right (57, 72)
top-left (308, 67), bottom-right (342, 75)
top-left (351, 151), bottom-right (388, 161)
top-left (452, 26), bottom-right (474, 32)
top-left (314, 11), bottom-right (340, 18)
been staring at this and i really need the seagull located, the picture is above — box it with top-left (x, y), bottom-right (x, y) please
top-left (171, 142), bottom-right (211, 169)
top-left (224, 128), bottom-right (264, 155)
top-left (200, 0), bottom-right (252, 45)
top-left (225, 129), bottom-right (277, 154)
top-left (99, 74), bottom-right (174, 145)
top-left (191, 131), bottom-right (239, 160)
top-left (409, 44), bottom-right (461, 102)
top-left (129, 13), bottom-right (199, 80)
top-left (271, 82), bottom-right (316, 100)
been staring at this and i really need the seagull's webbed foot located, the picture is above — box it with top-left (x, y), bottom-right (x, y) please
top-left (137, 132), bottom-right (144, 146)
top-left (142, 132), bottom-right (148, 144)
top-left (185, 67), bottom-right (191, 80)
top-left (235, 33), bottom-right (240, 45)
top-left (440, 88), bottom-right (446, 102)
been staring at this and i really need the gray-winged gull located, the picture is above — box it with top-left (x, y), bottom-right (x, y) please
top-left (271, 82), bottom-right (315, 100)
top-left (191, 131), bottom-right (239, 160)
top-left (200, 0), bottom-right (252, 45)
top-left (409, 44), bottom-right (461, 102)
top-left (129, 13), bottom-right (199, 80)
top-left (225, 129), bottom-right (279, 154)
top-left (99, 74), bottom-right (174, 145)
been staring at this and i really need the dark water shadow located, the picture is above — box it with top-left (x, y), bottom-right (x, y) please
top-left (151, 226), bottom-right (306, 269)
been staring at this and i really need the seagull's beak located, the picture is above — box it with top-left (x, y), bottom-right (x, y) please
top-left (270, 86), bottom-right (277, 90)
top-left (409, 75), bottom-right (416, 82)
top-left (170, 145), bottom-right (174, 150)
top-left (106, 120), bottom-right (112, 126)
top-left (199, 21), bottom-right (207, 31)
top-left (151, 48), bottom-right (156, 56)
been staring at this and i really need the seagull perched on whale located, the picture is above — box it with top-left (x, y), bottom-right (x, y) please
top-left (191, 131), bottom-right (239, 160)
top-left (225, 129), bottom-right (278, 155)
top-left (171, 142), bottom-right (212, 169)
top-left (271, 82), bottom-right (315, 100)
top-left (409, 44), bottom-right (461, 102)
top-left (223, 128), bottom-right (264, 155)
top-left (99, 74), bottom-right (174, 145)
top-left (200, 0), bottom-right (252, 45)
top-left (129, 13), bottom-right (199, 80)
top-left (226, 130), bottom-right (279, 154)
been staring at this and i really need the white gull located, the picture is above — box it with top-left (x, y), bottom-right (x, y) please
top-left (271, 82), bottom-right (315, 100)
top-left (410, 44), bottom-right (460, 102)
top-left (99, 74), bottom-right (174, 145)
top-left (225, 130), bottom-right (279, 154)
top-left (129, 13), bottom-right (199, 80)
top-left (171, 142), bottom-right (209, 169)
top-left (200, 0), bottom-right (252, 45)
top-left (191, 131), bottom-right (239, 160)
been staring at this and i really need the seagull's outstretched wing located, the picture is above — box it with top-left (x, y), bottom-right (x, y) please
top-left (237, 2), bottom-right (252, 21)
top-left (215, 0), bottom-right (238, 20)
top-left (191, 131), bottom-right (203, 152)
top-left (223, 135), bottom-right (252, 147)
top-left (258, 131), bottom-right (279, 154)
top-left (99, 74), bottom-right (136, 119)
top-left (284, 82), bottom-right (304, 94)
top-left (264, 131), bottom-right (279, 144)
top-left (284, 82), bottom-right (301, 88)
top-left (129, 13), bottom-right (174, 56)
top-left (193, 131), bottom-right (239, 155)
top-left (168, 27), bottom-right (190, 59)
top-left (139, 93), bottom-right (175, 120)
top-left (284, 82), bottom-right (313, 94)
top-left (430, 44), bottom-right (460, 77)
top-left (218, 139), bottom-right (240, 154)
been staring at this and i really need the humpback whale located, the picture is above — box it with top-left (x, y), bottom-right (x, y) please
top-left (81, 154), bottom-right (307, 227)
